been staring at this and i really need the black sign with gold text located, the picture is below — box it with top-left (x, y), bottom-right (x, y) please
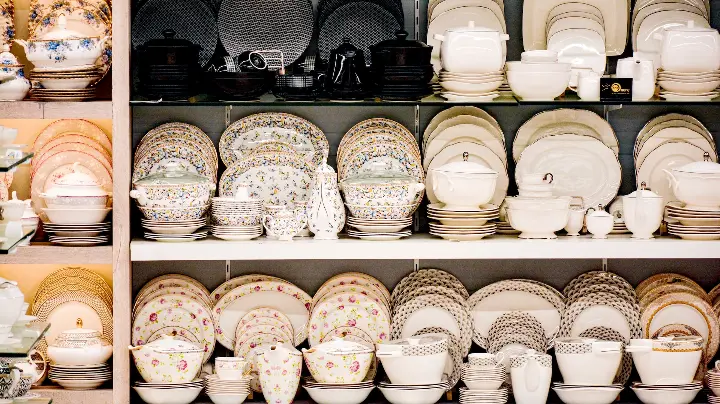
top-left (600, 78), bottom-right (633, 102)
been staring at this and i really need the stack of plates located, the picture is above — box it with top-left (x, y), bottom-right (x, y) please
top-left (211, 225), bottom-right (262, 241)
top-left (486, 311), bottom-right (550, 356)
top-left (378, 381), bottom-right (450, 404)
top-left (707, 366), bottom-right (720, 401)
top-left (438, 70), bottom-right (504, 102)
top-left (459, 386), bottom-right (509, 404)
top-left (496, 221), bottom-right (518, 234)
top-left (30, 87), bottom-right (98, 101)
top-left (211, 197), bottom-right (264, 241)
top-left (49, 363), bottom-right (111, 390)
top-left (658, 70), bottom-right (720, 101)
top-left (142, 218), bottom-right (208, 242)
top-left (666, 202), bottom-right (720, 240)
top-left (634, 113), bottom-right (717, 204)
top-left (428, 203), bottom-right (499, 241)
top-left (346, 217), bottom-right (412, 241)
top-left (43, 222), bottom-right (111, 246)
top-left (205, 374), bottom-right (251, 399)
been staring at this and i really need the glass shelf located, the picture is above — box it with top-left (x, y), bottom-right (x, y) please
top-left (0, 322), bottom-right (50, 357)
top-left (130, 92), bottom-right (720, 107)
top-left (0, 152), bottom-right (32, 173)
top-left (0, 229), bottom-right (36, 255)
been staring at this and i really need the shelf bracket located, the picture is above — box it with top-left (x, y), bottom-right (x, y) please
top-left (225, 106), bottom-right (232, 128)
top-left (602, 258), bottom-right (608, 272)
top-left (603, 104), bottom-right (622, 121)
top-left (413, 259), bottom-right (420, 271)
top-left (225, 260), bottom-right (231, 281)
top-left (414, 0), bottom-right (420, 40)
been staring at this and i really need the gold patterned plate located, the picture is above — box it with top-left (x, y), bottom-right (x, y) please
top-left (636, 273), bottom-right (706, 300)
top-left (34, 267), bottom-right (112, 310)
top-left (135, 123), bottom-right (217, 174)
top-left (33, 119), bottom-right (111, 155)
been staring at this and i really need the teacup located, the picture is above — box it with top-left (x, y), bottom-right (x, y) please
top-left (0, 367), bottom-right (21, 400)
top-left (215, 357), bottom-right (247, 381)
top-left (575, 71), bottom-right (601, 101)
top-left (264, 209), bottom-right (303, 241)
top-left (263, 205), bottom-right (288, 239)
top-left (468, 352), bottom-right (504, 368)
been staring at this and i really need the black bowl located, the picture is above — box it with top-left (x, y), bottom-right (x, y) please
top-left (205, 71), bottom-right (273, 100)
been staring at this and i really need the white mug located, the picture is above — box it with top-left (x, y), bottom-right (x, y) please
top-left (616, 58), bottom-right (656, 101)
top-left (575, 71), bottom-right (601, 101)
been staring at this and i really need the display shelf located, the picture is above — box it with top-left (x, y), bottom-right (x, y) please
top-left (1, 243), bottom-right (112, 264)
top-left (31, 387), bottom-right (110, 404)
top-left (19, 398), bottom-right (50, 404)
top-left (0, 152), bottom-right (32, 173)
top-left (0, 322), bottom-right (49, 357)
top-left (0, 101), bottom-right (112, 119)
top-left (130, 234), bottom-right (720, 261)
top-left (0, 229), bottom-right (36, 255)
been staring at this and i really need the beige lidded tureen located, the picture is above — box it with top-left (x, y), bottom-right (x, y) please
top-left (340, 161), bottom-right (425, 207)
top-left (131, 162), bottom-right (215, 209)
top-left (40, 164), bottom-right (110, 208)
top-left (129, 334), bottom-right (204, 383)
top-left (47, 318), bottom-right (113, 366)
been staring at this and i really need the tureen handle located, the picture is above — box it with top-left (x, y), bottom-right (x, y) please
top-left (129, 189), bottom-right (149, 206)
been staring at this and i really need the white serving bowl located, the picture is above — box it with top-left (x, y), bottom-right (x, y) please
top-left (521, 50), bottom-right (559, 63)
top-left (507, 71), bottom-right (570, 100)
top-left (303, 385), bottom-right (374, 404)
top-left (133, 386), bottom-right (203, 404)
top-left (302, 339), bottom-right (374, 384)
top-left (507, 207), bottom-right (570, 239)
top-left (555, 338), bottom-right (622, 385)
top-left (658, 80), bottom-right (720, 94)
top-left (42, 194), bottom-right (108, 209)
top-left (627, 338), bottom-right (703, 385)
top-left (553, 386), bottom-right (622, 404)
top-left (38, 77), bottom-right (95, 90)
top-left (207, 393), bottom-right (249, 404)
top-left (48, 345), bottom-right (113, 366)
top-left (505, 196), bottom-right (571, 211)
top-left (42, 207), bottom-right (111, 224)
top-left (666, 162), bottom-right (720, 210)
top-left (377, 350), bottom-right (448, 385)
top-left (378, 385), bottom-right (447, 404)
top-left (440, 79), bottom-right (503, 94)
top-left (631, 386), bottom-right (701, 404)
top-left (464, 378), bottom-right (504, 390)
top-left (506, 61), bottom-right (571, 72)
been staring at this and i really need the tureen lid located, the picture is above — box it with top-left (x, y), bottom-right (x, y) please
top-left (625, 182), bottom-right (662, 199)
top-left (39, 14), bottom-right (95, 40)
top-left (305, 337), bottom-right (373, 355)
top-left (432, 152), bottom-right (497, 175)
top-left (135, 162), bottom-right (212, 186)
top-left (372, 30), bottom-right (431, 49)
top-left (0, 45), bottom-right (20, 66)
top-left (135, 334), bottom-right (203, 353)
top-left (587, 205), bottom-right (612, 217)
top-left (673, 153), bottom-right (720, 174)
top-left (56, 165), bottom-right (100, 187)
top-left (44, 164), bottom-right (108, 197)
top-left (342, 161), bottom-right (417, 186)
top-left (140, 29), bottom-right (202, 50)
top-left (55, 318), bottom-right (102, 341)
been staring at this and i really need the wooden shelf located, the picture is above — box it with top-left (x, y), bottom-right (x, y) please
top-left (1, 243), bottom-right (112, 264)
top-left (31, 387), bottom-right (112, 404)
top-left (0, 101), bottom-right (112, 119)
top-left (130, 234), bottom-right (720, 261)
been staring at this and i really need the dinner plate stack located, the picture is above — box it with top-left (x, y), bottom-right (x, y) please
top-left (634, 114), bottom-right (717, 204)
top-left (132, 274), bottom-right (215, 365)
top-left (666, 201), bottom-right (720, 240)
top-left (32, 267), bottom-right (113, 355)
top-left (48, 363), bottom-right (111, 390)
top-left (390, 269), bottom-right (471, 387)
top-left (337, 119), bottom-right (423, 241)
top-left (424, 107), bottom-right (509, 206)
top-left (459, 386), bottom-right (509, 404)
top-left (308, 272), bottom-right (388, 382)
top-left (205, 374), bottom-right (251, 402)
top-left (461, 355), bottom-right (507, 398)
top-left (636, 273), bottom-right (718, 376)
top-left (428, 203), bottom-right (499, 241)
top-left (210, 275), bottom-right (311, 392)
top-left (438, 70), bottom-right (505, 102)
top-left (468, 279), bottom-right (564, 362)
top-left (608, 198), bottom-right (630, 234)
top-left (43, 222), bottom-right (111, 246)
top-left (317, 0), bottom-right (403, 65)
top-left (210, 196), bottom-right (263, 241)
top-left (707, 366), bottom-right (720, 403)
top-left (514, 109), bottom-right (621, 210)
top-left (134, 123), bottom-right (219, 242)
top-left (658, 69), bottom-right (720, 101)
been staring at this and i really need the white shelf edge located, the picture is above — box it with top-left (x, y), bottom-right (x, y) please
top-left (0, 101), bottom-right (112, 119)
top-left (0, 244), bottom-right (113, 265)
top-left (130, 234), bottom-right (720, 261)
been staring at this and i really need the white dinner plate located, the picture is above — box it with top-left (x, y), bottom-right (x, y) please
top-left (636, 141), bottom-right (708, 204)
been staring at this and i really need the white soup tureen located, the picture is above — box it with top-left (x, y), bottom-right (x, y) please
top-left (47, 318), bottom-right (112, 366)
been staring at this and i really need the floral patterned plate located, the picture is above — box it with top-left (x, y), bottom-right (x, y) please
top-left (340, 142), bottom-right (424, 183)
top-left (0, 2), bottom-right (13, 46)
top-left (218, 152), bottom-right (313, 205)
top-left (135, 274), bottom-right (212, 309)
top-left (308, 292), bottom-right (391, 347)
top-left (314, 272), bottom-right (391, 307)
top-left (235, 312), bottom-right (294, 344)
top-left (219, 113), bottom-right (329, 168)
top-left (132, 294), bottom-right (216, 363)
top-left (33, 119), bottom-right (111, 155)
top-left (32, 142), bottom-right (111, 179)
top-left (135, 123), bottom-right (217, 172)
top-left (338, 130), bottom-right (422, 177)
top-left (212, 280), bottom-right (311, 350)
top-left (210, 275), bottom-right (289, 304)
top-left (339, 118), bottom-right (416, 153)
top-left (133, 144), bottom-right (216, 182)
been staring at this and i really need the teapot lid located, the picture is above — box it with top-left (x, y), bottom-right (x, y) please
top-left (342, 161), bottom-right (417, 185)
top-left (39, 14), bottom-right (98, 40)
top-left (587, 205), bottom-right (612, 217)
top-left (0, 45), bottom-right (20, 66)
top-left (372, 30), bottom-right (431, 49)
top-left (55, 318), bottom-right (102, 340)
top-left (134, 162), bottom-right (212, 186)
top-left (259, 341), bottom-right (302, 356)
top-left (626, 182), bottom-right (662, 199)
top-left (141, 29), bottom-right (202, 50)
top-left (306, 337), bottom-right (373, 355)
top-left (3, 191), bottom-right (24, 207)
top-left (137, 334), bottom-right (203, 353)
top-left (673, 153), bottom-right (720, 174)
top-left (433, 152), bottom-right (497, 174)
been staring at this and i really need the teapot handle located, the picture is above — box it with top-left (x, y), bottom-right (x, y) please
top-left (263, 214), bottom-right (274, 232)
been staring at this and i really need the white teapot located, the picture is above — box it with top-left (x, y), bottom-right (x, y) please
top-left (434, 21), bottom-right (509, 73)
top-left (585, 205), bottom-right (613, 239)
top-left (263, 209), bottom-right (303, 241)
top-left (623, 183), bottom-right (664, 239)
top-left (510, 349), bottom-right (552, 404)
top-left (256, 342), bottom-right (302, 404)
top-left (307, 158), bottom-right (345, 240)
top-left (0, 279), bottom-right (24, 325)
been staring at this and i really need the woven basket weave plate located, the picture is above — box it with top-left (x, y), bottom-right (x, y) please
top-left (318, 0), bottom-right (404, 28)
top-left (217, 0), bottom-right (313, 66)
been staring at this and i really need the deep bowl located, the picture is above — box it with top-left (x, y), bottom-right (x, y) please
top-left (303, 348), bottom-right (374, 384)
top-left (507, 71), bottom-right (570, 100)
top-left (42, 207), bottom-right (111, 224)
top-left (345, 203), bottom-right (417, 220)
top-left (133, 386), bottom-right (203, 404)
top-left (553, 386), bottom-right (622, 404)
top-left (205, 71), bottom-right (272, 100)
top-left (42, 195), bottom-right (108, 209)
top-left (138, 205), bottom-right (209, 222)
top-left (507, 207), bottom-right (570, 239)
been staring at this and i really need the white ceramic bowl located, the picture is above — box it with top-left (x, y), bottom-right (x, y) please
top-left (207, 393), bottom-right (249, 404)
top-left (440, 80), bottom-right (503, 94)
top-left (0, 76), bottom-right (30, 101)
top-left (507, 71), bottom-right (570, 100)
top-left (42, 195), bottom-right (108, 209)
top-left (553, 387), bottom-right (622, 404)
top-left (521, 50), bottom-right (559, 63)
top-left (628, 339), bottom-right (702, 385)
top-left (555, 338), bottom-right (622, 385)
top-left (47, 344), bottom-right (113, 366)
top-left (38, 77), bottom-right (95, 90)
top-left (507, 207), bottom-right (570, 239)
top-left (378, 386), bottom-right (447, 404)
top-left (303, 385), bottom-right (374, 404)
top-left (505, 197), bottom-right (571, 211)
top-left (378, 351), bottom-right (448, 385)
top-left (631, 386), bottom-right (701, 404)
top-left (430, 171), bottom-right (497, 211)
top-left (133, 386), bottom-right (203, 404)
top-left (658, 80), bottom-right (720, 94)
top-left (464, 378), bottom-right (504, 390)
top-left (42, 207), bottom-right (111, 224)
top-left (506, 61), bottom-right (571, 72)
top-left (667, 170), bottom-right (720, 210)
top-left (303, 348), bottom-right (374, 384)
